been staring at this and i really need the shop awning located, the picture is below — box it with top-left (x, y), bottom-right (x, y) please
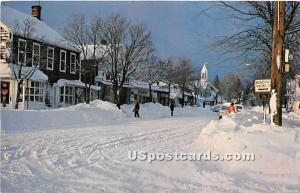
top-left (57, 79), bottom-right (101, 91)
top-left (0, 63), bottom-right (48, 82)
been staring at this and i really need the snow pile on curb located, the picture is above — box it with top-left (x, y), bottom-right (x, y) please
top-left (1, 100), bottom-right (213, 131)
top-left (122, 102), bottom-right (211, 119)
top-left (193, 111), bottom-right (300, 186)
top-left (122, 102), bottom-right (170, 119)
top-left (1, 100), bottom-right (126, 131)
top-left (287, 111), bottom-right (300, 120)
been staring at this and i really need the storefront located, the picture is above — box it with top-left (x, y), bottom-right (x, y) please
top-left (55, 79), bottom-right (101, 107)
top-left (0, 63), bottom-right (48, 110)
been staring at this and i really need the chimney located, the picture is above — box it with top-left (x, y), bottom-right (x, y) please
top-left (31, 4), bottom-right (42, 20)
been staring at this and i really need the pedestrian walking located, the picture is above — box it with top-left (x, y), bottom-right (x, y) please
top-left (170, 102), bottom-right (175, 116)
top-left (228, 102), bottom-right (236, 113)
top-left (133, 98), bottom-right (140, 118)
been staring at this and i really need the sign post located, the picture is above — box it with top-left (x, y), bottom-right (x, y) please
top-left (255, 79), bottom-right (271, 124)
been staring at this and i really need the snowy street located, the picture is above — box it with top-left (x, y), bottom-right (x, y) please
top-left (1, 103), bottom-right (216, 192)
top-left (1, 101), bottom-right (300, 193)
top-left (1, 110), bottom-right (220, 193)
top-left (1, 1), bottom-right (300, 192)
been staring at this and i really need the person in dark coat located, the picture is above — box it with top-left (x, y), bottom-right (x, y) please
top-left (133, 99), bottom-right (140, 118)
top-left (170, 102), bottom-right (175, 116)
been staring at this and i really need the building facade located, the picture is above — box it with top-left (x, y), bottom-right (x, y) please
top-left (286, 74), bottom-right (300, 113)
top-left (0, 6), bottom-right (100, 109)
top-left (197, 64), bottom-right (220, 106)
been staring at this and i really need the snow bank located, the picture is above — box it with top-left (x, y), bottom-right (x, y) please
top-left (193, 109), bottom-right (300, 186)
top-left (122, 102), bottom-right (213, 119)
top-left (287, 111), bottom-right (300, 120)
top-left (250, 106), bottom-right (264, 113)
top-left (1, 100), bottom-right (126, 131)
top-left (122, 102), bottom-right (170, 119)
top-left (1, 100), bottom-right (213, 131)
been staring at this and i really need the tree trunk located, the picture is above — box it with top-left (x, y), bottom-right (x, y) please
top-left (149, 83), bottom-right (152, 102)
top-left (168, 83), bottom-right (171, 106)
top-left (87, 85), bottom-right (91, 104)
top-left (194, 91), bottom-right (197, 105)
top-left (85, 85), bottom-right (90, 104)
top-left (112, 83), bottom-right (119, 105)
top-left (14, 80), bottom-right (23, 109)
top-left (182, 90), bottom-right (185, 107)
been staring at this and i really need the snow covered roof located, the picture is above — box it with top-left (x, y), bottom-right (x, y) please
top-left (130, 80), bottom-right (169, 92)
top-left (208, 82), bottom-right (219, 92)
top-left (170, 91), bottom-right (193, 99)
top-left (0, 61), bottom-right (10, 78)
top-left (199, 80), bottom-right (219, 93)
top-left (0, 63), bottom-right (48, 81)
top-left (1, 6), bottom-right (80, 52)
top-left (57, 79), bottom-right (101, 91)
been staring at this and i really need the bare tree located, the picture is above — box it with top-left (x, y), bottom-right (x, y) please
top-left (192, 72), bottom-right (202, 106)
top-left (174, 58), bottom-right (194, 107)
top-left (7, 18), bottom-right (47, 109)
top-left (138, 54), bottom-right (164, 102)
top-left (98, 13), bottom-right (153, 105)
top-left (160, 57), bottom-right (177, 105)
top-left (209, 2), bottom-right (300, 76)
top-left (63, 14), bottom-right (106, 104)
top-left (219, 72), bottom-right (244, 102)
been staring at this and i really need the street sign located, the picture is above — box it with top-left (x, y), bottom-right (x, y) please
top-left (257, 92), bottom-right (270, 101)
top-left (254, 79), bottom-right (271, 93)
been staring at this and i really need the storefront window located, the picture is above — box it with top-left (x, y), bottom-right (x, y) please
top-left (60, 86), bottom-right (74, 104)
top-left (90, 90), bottom-right (98, 101)
top-left (25, 81), bottom-right (45, 102)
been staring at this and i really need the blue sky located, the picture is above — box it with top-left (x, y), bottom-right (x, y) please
top-left (2, 1), bottom-right (246, 80)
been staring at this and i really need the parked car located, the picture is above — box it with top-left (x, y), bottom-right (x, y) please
top-left (218, 105), bottom-right (229, 119)
top-left (211, 104), bottom-right (221, 112)
top-left (236, 104), bottom-right (244, 112)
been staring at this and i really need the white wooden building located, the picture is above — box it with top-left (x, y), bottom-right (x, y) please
top-left (197, 64), bottom-right (220, 106)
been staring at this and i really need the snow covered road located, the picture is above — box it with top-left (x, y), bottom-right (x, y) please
top-left (1, 102), bottom-right (300, 193)
top-left (2, 114), bottom-right (226, 193)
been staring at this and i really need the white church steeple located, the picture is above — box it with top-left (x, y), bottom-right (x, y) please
top-left (200, 63), bottom-right (208, 81)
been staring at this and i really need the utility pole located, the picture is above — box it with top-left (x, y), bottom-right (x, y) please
top-left (270, 1), bottom-right (285, 126)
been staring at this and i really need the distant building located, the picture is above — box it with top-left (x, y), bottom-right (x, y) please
top-left (0, 6), bottom-right (100, 109)
top-left (95, 68), bottom-right (194, 106)
top-left (170, 87), bottom-right (194, 107)
top-left (197, 64), bottom-right (220, 106)
top-left (286, 74), bottom-right (300, 113)
top-left (95, 68), bottom-right (131, 104)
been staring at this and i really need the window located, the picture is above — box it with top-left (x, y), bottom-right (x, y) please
top-left (70, 53), bottom-right (76, 74)
top-left (60, 86), bottom-right (74, 104)
top-left (65, 86), bottom-right (74, 104)
top-left (90, 90), bottom-right (98, 101)
top-left (25, 81), bottom-right (45, 102)
top-left (47, 47), bottom-right (54, 70)
top-left (32, 42), bottom-right (40, 67)
top-left (60, 50), bottom-right (66, 72)
top-left (18, 39), bottom-right (26, 64)
top-left (60, 87), bottom-right (64, 103)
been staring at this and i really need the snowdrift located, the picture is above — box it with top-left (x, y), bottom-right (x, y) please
top-left (193, 109), bottom-right (300, 186)
top-left (122, 102), bottom-right (209, 119)
top-left (1, 100), bottom-right (213, 131)
top-left (1, 100), bottom-right (126, 131)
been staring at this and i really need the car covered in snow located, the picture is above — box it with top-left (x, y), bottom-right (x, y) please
top-left (211, 104), bottom-right (221, 112)
top-left (218, 105), bottom-right (229, 119)
top-left (235, 104), bottom-right (244, 112)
